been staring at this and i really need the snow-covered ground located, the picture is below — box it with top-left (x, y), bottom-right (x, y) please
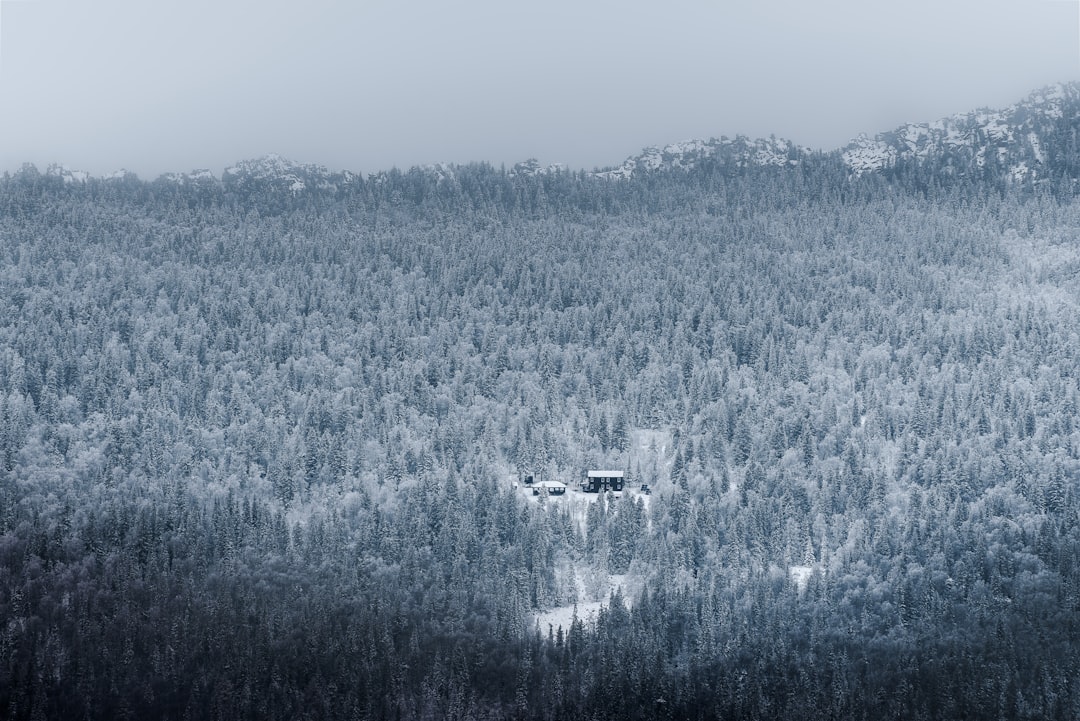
top-left (533, 573), bottom-right (636, 634)
top-left (512, 426), bottom-right (668, 634)
top-left (789, 565), bottom-right (816, 592)
top-left (516, 479), bottom-right (649, 539)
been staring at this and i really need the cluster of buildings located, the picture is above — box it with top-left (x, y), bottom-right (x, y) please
top-left (525, 470), bottom-right (647, 497)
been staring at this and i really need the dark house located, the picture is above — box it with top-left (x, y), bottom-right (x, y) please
top-left (583, 470), bottom-right (624, 493)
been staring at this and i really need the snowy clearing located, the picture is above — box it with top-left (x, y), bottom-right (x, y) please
top-left (533, 573), bottom-right (635, 634)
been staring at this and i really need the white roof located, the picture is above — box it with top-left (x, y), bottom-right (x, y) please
top-left (587, 470), bottom-right (624, 478)
top-left (538, 480), bottom-right (566, 489)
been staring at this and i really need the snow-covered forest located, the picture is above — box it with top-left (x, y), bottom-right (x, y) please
top-left (3, 120), bottom-right (1080, 719)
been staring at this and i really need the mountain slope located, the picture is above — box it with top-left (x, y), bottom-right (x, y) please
top-left (592, 135), bottom-right (808, 180)
top-left (590, 83), bottom-right (1080, 184)
top-left (841, 83), bottom-right (1080, 181)
top-left (21, 82), bottom-right (1080, 190)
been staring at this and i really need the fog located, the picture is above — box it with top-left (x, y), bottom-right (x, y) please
top-left (0, 0), bottom-right (1075, 177)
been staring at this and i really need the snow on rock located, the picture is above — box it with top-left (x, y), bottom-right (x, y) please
top-left (159, 168), bottom-right (219, 186)
top-left (1011, 162), bottom-right (1031, 183)
top-left (46, 164), bottom-right (89, 183)
top-left (222, 153), bottom-right (340, 194)
top-left (842, 135), bottom-right (897, 176)
top-left (593, 135), bottom-right (805, 180)
top-left (421, 162), bottom-right (457, 184)
top-left (510, 158), bottom-right (567, 177)
top-left (1028, 132), bottom-right (1044, 164)
top-left (841, 82), bottom-right (1080, 179)
top-left (224, 152), bottom-right (305, 179)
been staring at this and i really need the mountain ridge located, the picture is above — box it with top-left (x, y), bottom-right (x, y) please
top-left (840, 83), bottom-right (1080, 181)
top-left (25, 82), bottom-right (1080, 189)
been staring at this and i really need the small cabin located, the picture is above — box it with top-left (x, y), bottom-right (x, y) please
top-left (583, 470), bottom-right (624, 493)
top-left (533, 480), bottom-right (567, 496)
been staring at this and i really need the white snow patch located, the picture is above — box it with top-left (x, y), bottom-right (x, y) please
top-left (842, 135), bottom-right (896, 175)
top-left (594, 164), bottom-right (635, 181)
top-left (534, 573), bottom-right (634, 633)
top-left (46, 164), bottom-right (89, 183)
top-left (1028, 132), bottom-right (1044, 164)
top-left (1010, 162), bottom-right (1031, 183)
top-left (978, 112), bottom-right (1012, 143)
top-left (901, 124), bottom-right (932, 156)
top-left (595, 136), bottom-right (800, 180)
top-left (422, 162), bottom-right (456, 183)
top-left (944, 125), bottom-right (967, 148)
top-left (789, 565), bottom-right (815, 592)
top-left (639, 147), bottom-right (664, 171)
top-left (509, 159), bottom-right (566, 177)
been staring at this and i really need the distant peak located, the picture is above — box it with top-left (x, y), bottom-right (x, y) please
top-left (45, 164), bottom-right (89, 183)
top-left (592, 135), bottom-right (805, 180)
top-left (419, 163), bottom-right (457, 183)
top-left (221, 154), bottom-right (349, 194)
top-left (10, 82), bottom-right (1080, 190)
top-left (224, 154), bottom-right (314, 176)
top-left (840, 81), bottom-right (1080, 180)
top-left (510, 159), bottom-right (567, 178)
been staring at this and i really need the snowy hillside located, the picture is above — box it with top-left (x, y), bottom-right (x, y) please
top-left (510, 158), bottom-right (567, 178)
top-left (841, 83), bottom-right (1080, 180)
top-left (7, 86), bottom-right (1080, 718)
top-left (20, 83), bottom-right (1080, 190)
top-left (45, 164), bottom-right (90, 184)
top-left (589, 83), bottom-right (1080, 184)
top-left (221, 153), bottom-right (359, 193)
top-left (592, 135), bottom-right (806, 180)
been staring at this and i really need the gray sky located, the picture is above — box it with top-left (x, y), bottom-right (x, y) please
top-left (1, 0), bottom-right (1077, 178)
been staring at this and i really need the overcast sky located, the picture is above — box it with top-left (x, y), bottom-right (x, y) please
top-left (0, 0), bottom-right (1077, 178)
